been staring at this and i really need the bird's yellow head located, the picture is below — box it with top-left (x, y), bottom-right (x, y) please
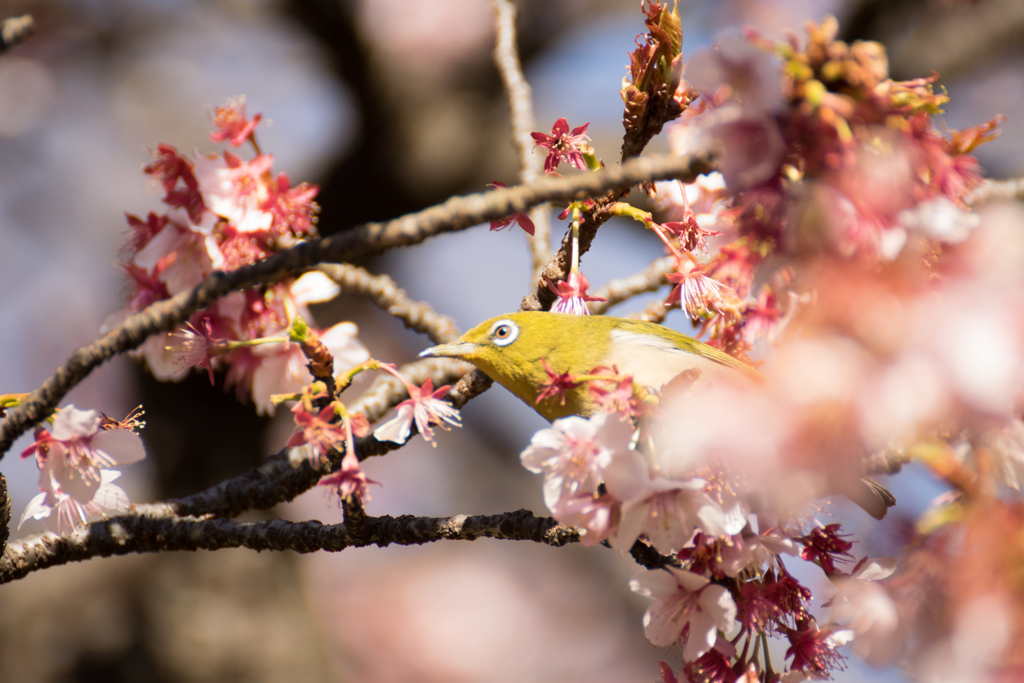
top-left (420, 312), bottom-right (614, 420)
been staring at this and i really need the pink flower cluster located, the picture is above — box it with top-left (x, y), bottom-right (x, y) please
top-left (112, 97), bottom-right (368, 413)
top-left (650, 17), bottom-right (1002, 365)
top-left (519, 399), bottom-right (900, 680)
top-left (508, 12), bottom-right (1024, 678)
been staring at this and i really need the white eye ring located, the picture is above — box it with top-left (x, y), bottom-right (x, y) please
top-left (490, 319), bottom-right (519, 347)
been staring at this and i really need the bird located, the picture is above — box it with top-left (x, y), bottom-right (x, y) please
top-left (420, 311), bottom-right (895, 519)
top-left (420, 312), bottom-right (760, 421)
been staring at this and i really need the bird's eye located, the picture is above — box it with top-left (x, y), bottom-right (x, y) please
top-left (489, 319), bottom-right (519, 347)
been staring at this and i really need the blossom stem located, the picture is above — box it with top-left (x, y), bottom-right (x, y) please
top-left (570, 204), bottom-right (581, 274)
top-left (607, 201), bottom-right (689, 261)
top-left (225, 336), bottom-right (289, 350)
top-left (761, 632), bottom-right (774, 679)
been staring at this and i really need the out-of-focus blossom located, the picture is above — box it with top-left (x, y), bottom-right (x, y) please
top-left (20, 405), bottom-right (145, 534)
top-left (630, 567), bottom-right (737, 660)
top-left (208, 95), bottom-right (262, 147)
top-left (826, 557), bottom-right (898, 659)
top-left (22, 405), bottom-right (145, 482)
top-left (166, 318), bottom-right (227, 384)
top-left (685, 34), bottom-right (783, 114)
top-left (193, 151), bottom-right (275, 234)
top-left (898, 197), bottom-right (980, 244)
top-left (20, 463), bottom-right (130, 534)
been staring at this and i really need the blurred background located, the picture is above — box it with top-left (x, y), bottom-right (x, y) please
top-left (0, 0), bottom-right (1021, 681)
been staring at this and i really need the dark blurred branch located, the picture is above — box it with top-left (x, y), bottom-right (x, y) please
top-left (0, 151), bottom-right (715, 456)
top-left (0, 508), bottom-right (577, 584)
top-left (492, 0), bottom-right (551, 276)
top-left (0, 14), bottom-right (34, 53)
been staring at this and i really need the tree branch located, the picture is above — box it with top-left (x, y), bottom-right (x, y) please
top-left (0, 152), bottom-right (712, 456)
top-left (967, 176), bottom-right (1024, 205)
top-left (492, 0), bottom-right (552, 277)
top-left (589, 255), bottom-right (674, 315)
top-left (0, 508), bottom-right (578, 584)
top-left (317, 263), bottom-right (462, 344)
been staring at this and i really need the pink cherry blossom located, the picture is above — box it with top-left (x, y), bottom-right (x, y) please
top-left (783, 622), bottom-right (848, 679)
top-left (550, 492), bottom-right (620, 547)
top-left (488, 182), bottom-right (535, 236)
top-left (317, 414), bottom-right (377, 504)
top-left (166, 318), bottom-right (228, 384)
top-left (531, 118), bottom-right (591, 174)
top-left (20, 458), bottom-right (131, 534)
top-left (373, 377), bottom-right (461, 446)
top-left (22, 405), bottom-right (146, 483)
top-left (287, 405), bottom-right (348, 466)
top-left (208, 96), bottom-right (263, 147)
top-left (666, 261), bottom-right (731, 319)
top-left (520, 412), bottom-right (633, 511)
top-left (262, 172), bottom-right (319, 237)
top-left (630, 566), bottom-right (737, 661)
top-left (193, 150), bottom-right (275, 234)
top-left (825, 557), bottom-right (898, 659)
top-left (547, 270), bottom-right (605, 316)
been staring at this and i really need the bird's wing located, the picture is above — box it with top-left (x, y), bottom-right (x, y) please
top-left (606, 329), bottom-right (742, 391)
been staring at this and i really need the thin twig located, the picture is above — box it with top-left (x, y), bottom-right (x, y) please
top-left (318, 263), bottom-right (461, 344)
top-left (492, 0), bottom-right (551, 277)
top-left (589, 256), bottom-right (674, 315)
top-left (0, 508), bottom-right (578, 584)
top-left (966, 176), bottom-right (1024, 205)
top-left (0, 15), bottom-right (34, 53)
top-left (0, 152), bottom-right (712, 456)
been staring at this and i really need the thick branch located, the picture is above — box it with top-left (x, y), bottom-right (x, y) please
top-left (0, 508), bottom-right (577, 584)
top-left (146, 357), bottom-right (469, 519)
top-left (0, 152), bottom-right (710, 456)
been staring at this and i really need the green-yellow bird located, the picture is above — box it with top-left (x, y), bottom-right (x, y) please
top-left (420, 312), bottom-right (760, 421)
top-left (420, 311), bottom-right (894, 519)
